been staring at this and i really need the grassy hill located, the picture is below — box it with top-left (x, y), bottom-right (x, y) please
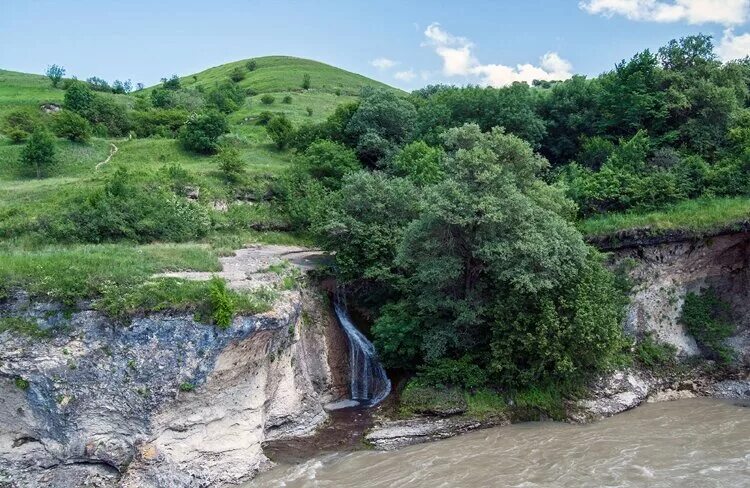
top-left (169, 56), bottom-right (404, 96)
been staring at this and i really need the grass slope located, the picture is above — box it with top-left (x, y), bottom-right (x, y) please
top-left (171, 55), bottom-right (404, 96)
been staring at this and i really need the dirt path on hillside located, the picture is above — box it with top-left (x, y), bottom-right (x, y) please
top-left (95, 134), bottom-right (132, 171)
top-left (154, 244), bottom-right (328, 291)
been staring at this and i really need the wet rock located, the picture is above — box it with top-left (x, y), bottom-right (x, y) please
top-left (366, 416), bottom-right (507, 450)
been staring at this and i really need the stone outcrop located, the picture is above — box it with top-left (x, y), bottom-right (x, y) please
top-left (0, 283), bottom-right (347, 487)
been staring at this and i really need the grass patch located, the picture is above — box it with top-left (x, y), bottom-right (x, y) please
top-left (512, 384), bottom-right (568, 421)
top-left (399, 382), bottom-right (467, 417)
top-left (580, 197), bottom-right (750, 236)
top-left (635, 333), bottom-right (677, 369)
top-left (465, 389), bottom-right (507, 418)
top-left (0, 243), bottom-right (220, 306)
top-left (0, 317), bottom-right (51, 339)
top-left (680, 288), bottom-right (735, 363)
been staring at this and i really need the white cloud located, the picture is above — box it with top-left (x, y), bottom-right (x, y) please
top-left (580, 0), bottom-right (750, 26)
top-left (422, 23), bottom-right (573, 87)
top-left (394, 70), bottom-right (417, 81)
top-left (370, 57), bottom-right (398, 70)
top-left (717, 29), bottom-right (750, 60)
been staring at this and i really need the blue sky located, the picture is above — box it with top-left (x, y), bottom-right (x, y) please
top-left (2, 0), bottom-right (750, 90)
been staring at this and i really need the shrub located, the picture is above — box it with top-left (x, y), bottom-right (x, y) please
top-left (512, 384), bottom-right (567, 420)
top-left (282, 95), bottom-right (293, 104)
top-left (161, 75), bottom-right (181, 90)
top-left (45, 64), bottom-right (65, 87)
top-left (306, 107), bottom-right (313, 116)
top-left (64, 81), bottom-right (94, 113)
top-left (246, 60), bottom-right (257, 71)
top-left (179, 382), bottom-right (195, 392)
top-left (53, 111), bottom-right (91, 142)
top-left (635, 333), bottom-right (677, 369)
top-left (85, 96), bottom-right (131, 137)
top-left (295, 139), bottom-right (361, 189)
top-left (681, 288), bottom-right (735, 363)
top-left (266, 114), bottom-right (293, 149)
top-left (417, 356), bottom-right (488, 390)
top-left (230, 66), bottom-right (246, 82)
top-left (41, 167), bottom-right (211, 243)
top-left (86, 76), bottom-right (111, 92)
top-left (256, 111), bottom-right (274, 125)
top-left (179, 110), bottom-right (229, 154)
top-left (14, 377), bottom-right (30, 391)
top-left (215, 145), bottom-right (246, 182)
top-left (209, 277), bottom-right (235, 329)
top-left (151, 88), bottom-right (176, 109)
top-left (206, 82), bottom-right (245, 113)
top-left (130, 108), bottom-right (189, 138)
top-left (20, 128), bottom-right (56, 178)
top-left (302, 73), bottom-right (311, 90)
top-left (3, 110), bottom-right (39, 143)
top-left (260, 94), bottom-right (275, 105)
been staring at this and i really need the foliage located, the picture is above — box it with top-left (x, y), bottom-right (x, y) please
top-left (416, 356), bottom-right (488, 390)
top-left (161, 75), bottom-right (181, 90)
top-left (282, 95), bottom-right (293, 104)
top-left (635, 333), bottom-right (677, 369)
top-left (302, 73), bottom-right (311, 90)
top-left (40, 167), bottom-right (211, 243)
top-left (179, 110), bottom-right (229, 154)
top-left (0, 317), bottom-right (51, 339)
top-left (14, 377), bottom-right (30, 391)
top-left (245, 60), bottom-right (257, 72)
top-left (45, 64), bottom-right (65, 87)
top-left (53, 110), bottom-right (91, 142)
top-left (399, 382), bottom-right (467, 416)
top-left (294, 139), bottom-right (361, 189)
top-left (209, 277), bottom-right (235, 329)
top-left (19, 128), bottom-right (56, 178)
top-left (260, 94), bottom-right (275, 105)
top-left (681, 288), bottom-right (735, 363)
top-left (389, 140), bottom-right (443, 185)
top-left (206, 81), bottom-right (245, 113)
top-left (266, 114), bottom-right (293, 149)
top-left (3, 110), bottom-right (40, 143)
top-left (130, 108), bottom-right (188, 138)
top-left (215, 144), bottom-right (246, 182)
top-left (230, 66), bottom-right (246, 82)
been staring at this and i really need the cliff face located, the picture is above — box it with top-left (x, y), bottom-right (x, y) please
top-left (0, 287), bottom-right (347, 488)
top-left (611, 231), bottom-right (750, 358)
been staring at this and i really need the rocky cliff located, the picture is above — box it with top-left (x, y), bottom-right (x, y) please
top-left (0, 279), bottom-right (348, 487)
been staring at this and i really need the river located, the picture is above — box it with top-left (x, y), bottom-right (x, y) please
top-left (249, 398), bottom-right (749, 487)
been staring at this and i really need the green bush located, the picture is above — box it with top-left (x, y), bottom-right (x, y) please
top-left (209, 277), bottom-right (235, 329)
top-left (295, 139), bottom-right (361, 189)
top-left (150, 88), bottom-right (176, 109)
top-left (179, 110), bottom-right (229, 154)
top-left (260, 94), bottom-right (275, 105)
top-left (681, 288), bottom-right (735, 363)
top-left (266, 114), bottom-right (293, 149)
top-left (512, 384), bottom-right (567, 420)
top-left (53, 111), bottom-right (91, 142)
top-left (3, 110), bottom-right (40, 142)
top-left (19, 128), bottom-right (56, 178)
top-left (246, 60), bottom-right (257, 72)
top-left (635, 333), bottom-right (677, 368)
top-left (257, 111), bottom-right (274, 125)
top-left (302, 73), bottom-right (311, 90)
top-left (230, 66), bottom-right (246, 82)
top-left (14, 377), bottom-right (30, 391)
top-left (206, 82), bottom-right (245, 113)
top-left (417, 356), bottom-right (488, 390)
top-left (306, 107), bottom-right (313, 116)
top-left (215, 145), bottom-right (246, 182)
top-left (40, 168), bottom-right (211, 243)
top-left (389, 140), bottom-right (443, 185)
top-left (282, 95), bottom-right (293, 104)
top-left (130, 109), bottom-right (189, 138)
top-left (179, 382), bottom-right (195, 392)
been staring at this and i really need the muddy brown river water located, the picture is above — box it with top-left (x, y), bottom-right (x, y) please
top-left (249, 398), bottom-right (749, 488)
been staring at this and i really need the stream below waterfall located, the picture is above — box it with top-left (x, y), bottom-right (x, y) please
top-left (249, 398), bottom-right (750, 488)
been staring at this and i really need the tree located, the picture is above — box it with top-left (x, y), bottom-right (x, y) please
top-left (46, 64), bottom-right (65, 87)
top-left (179, 110), bottom-right (229, 154)
top-left (296, 140), bottom-right (361, 189)
top-left (53, 110), bottom-right (91, 142)
top-left (266, 114), bottom-right (293, 149)
top-left (246, 60), bottom-right (258, 72)
top-left (64, 81), bottom-right (94, 113)
top-left (3, 110), bottom-right (39, 143)
top-left (20, 128), bottom-right (56, 178)
top-left (389, 140), bottom-right (443, 185)
top-left (206, 81), bottom-right (245, 113)
top-left (302, 73), bottom-right (311, 90)
top-left (161, 75), bottom-right (181, 90)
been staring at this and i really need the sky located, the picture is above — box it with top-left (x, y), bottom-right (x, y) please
top-left (3, 0), bottom-right (750, 90)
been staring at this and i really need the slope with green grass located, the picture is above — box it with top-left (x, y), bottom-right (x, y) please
top-left (171, 56), bottom-right (404, 96)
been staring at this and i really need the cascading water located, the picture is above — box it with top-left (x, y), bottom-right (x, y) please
top-left (333, 294), bottom-right (391, 406)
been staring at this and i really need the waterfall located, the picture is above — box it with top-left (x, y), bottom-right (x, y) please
top-left (333, 295), bottom-right (391, 406)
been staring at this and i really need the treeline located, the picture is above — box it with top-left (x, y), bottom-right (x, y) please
top-left (273, 34), bottom-right (750, 393)
top-left (277, 34), bottom-right (750, 221)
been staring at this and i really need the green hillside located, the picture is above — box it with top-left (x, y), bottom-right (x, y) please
top-left (172, 56), bottom-right (404, 95)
